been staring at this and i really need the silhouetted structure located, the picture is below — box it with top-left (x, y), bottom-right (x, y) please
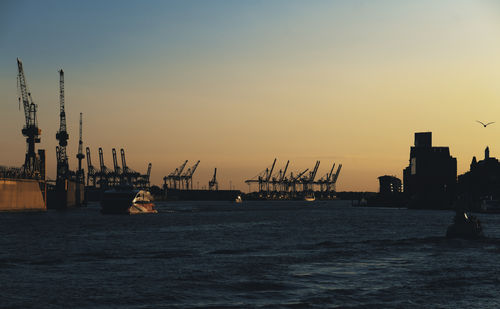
top-left (457, 146), bottom-right (500, 210)
top-left (378, 175), bottom-right (402, 196)
top-left (403, 132), bottom-right (457, 209)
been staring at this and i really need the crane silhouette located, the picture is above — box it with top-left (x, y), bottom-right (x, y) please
top-left (476, 120), bottom-right (495, 128)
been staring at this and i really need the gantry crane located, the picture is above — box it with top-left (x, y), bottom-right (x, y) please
top-left (97, 147), bottom-right (112, 187)
top-left (16, 58), bottom-right (42, 178)
top-left (182, 160), bottom-right (200, 190)
top-left (209, 168), bottom-right (218, 191)
top-left (121, 148), bottom-right (140, 185)
top-left (86, 147), bottom-right (97, 186)
top-left (137, 163), bottom-right (152, 188)
top-left (167, 160), bottom-right (188, 189)
top-left (329, 164), bottom-right (342, 192)
top-left (112, 148), bottom-right (122, 185)
top-left (56, 69), bottom-right (70, 182)
top-left (76, 113), bottom-right (85, 185)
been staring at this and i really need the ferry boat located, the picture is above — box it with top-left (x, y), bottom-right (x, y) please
top-left (101, 185), bottom-right (157, 214)
top-left (304, 193), bottom-right (316, 202)
top-left (446, 212), bottom-right (483, 239)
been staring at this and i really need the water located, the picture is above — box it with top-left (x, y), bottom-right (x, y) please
top-left (1, 200), bottom-right (500, 308)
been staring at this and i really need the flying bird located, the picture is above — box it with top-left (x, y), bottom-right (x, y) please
top-left (477, 120), bottom-right (495, 127)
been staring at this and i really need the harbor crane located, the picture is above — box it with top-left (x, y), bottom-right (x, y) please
top-left (137, 163), bottom-right (152, 188)
top-left (86, 147), bottom-right (97, 186)
top-left (167, 160), bottom-right (188, 189)
top-left (120, 148), bottom-right (140, 185)
top-left (329, 164), bottom-right (342, 192)
top-left (112, 148), bottom-right (122, 185)
top-left (97, 147), bottom-right (112, 187)
top-left (76, 113), bottom-right (85, 185)
top-left (17, 58), bottom-right (42, 178)
top-left (302, 161), bottom-right (320, 192)
top-left (56, 69), bottom-right (70, 182)
top-left (289, 168), bottom-right (309, 194)
top-left (318, 163), bottom-right (336, 192)
top-left (209, 168), bottom-right (218, 191)
top-left (182, 160), bottom-right (200, 190)
top-left (244, 158), bottom-right (277, 194)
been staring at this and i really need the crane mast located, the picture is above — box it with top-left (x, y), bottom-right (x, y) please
top-left (16, 58), bottom-right (42, 177)
top-left (56, 69), bottom-right (69, 181)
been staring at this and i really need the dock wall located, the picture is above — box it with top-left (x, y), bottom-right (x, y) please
top-left (0, 178), bottom-right (46, 211)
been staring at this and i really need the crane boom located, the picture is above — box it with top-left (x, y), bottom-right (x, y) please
top-left (266, 158), bottom-right (277, 182)
top-left (176, 160), bottom-right (188, 176)
top-left (279, 160), bottom-right (289, 182)
top-left (327, 163), bottom-right (336, 181)
top-left (332, 164), bottom-right (342, 182)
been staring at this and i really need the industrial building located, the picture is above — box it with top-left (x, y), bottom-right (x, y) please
top-left (403, 132), bottom-right (457, 209)
top-left (457, 146), bottom-right (500, 209)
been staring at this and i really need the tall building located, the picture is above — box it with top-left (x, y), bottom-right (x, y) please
top-left (403, 132), bottom-right (457, 209)
top-left (457, 146), bottom-right (500, 209)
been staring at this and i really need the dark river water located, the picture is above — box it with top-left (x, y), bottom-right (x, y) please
top-left (1, 200), bottom-right (500, 308)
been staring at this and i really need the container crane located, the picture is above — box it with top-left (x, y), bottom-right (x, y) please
top-left (329, 164), bottom-right (342, 192)
top-left (56, 69), bottom-right (69, 182)
top-left (289, 168), bottom-right (309, 194)
top-left (209, 168), bottom-right (218, 191)
top-left (167, 160), bottom-right (188, 189)
top-left (112, 148), bottom-right (122, 185)
top-left (16, 58), bottom-right (42, 178)
top-left (120, 148), bottom-right (139, 185)
top-left (182, 160), bottom-right (200, 190)
top-left (86, 147), bottom-right (97, 186)
top-left (76, 113), bottom-right (85, 185)
top-left (98, 147), bottom-right (112, 188)
top-left (137, 163), bottom-right (152, 188)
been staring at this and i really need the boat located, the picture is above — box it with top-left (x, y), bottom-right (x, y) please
top-left (235, 195), bottom-right (243, 203)
top-left (304, 193), bottom-right (316, 202)
top-left (446, 212), bottom-right (483, 239)
top-left (101, 185), bottom-right (157, 214)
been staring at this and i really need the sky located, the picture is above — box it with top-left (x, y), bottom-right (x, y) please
top-left (1, 0), bottom-right (500, 191)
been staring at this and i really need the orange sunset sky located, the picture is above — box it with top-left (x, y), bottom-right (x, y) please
top-left (2, 1), bottom-right (500, 191)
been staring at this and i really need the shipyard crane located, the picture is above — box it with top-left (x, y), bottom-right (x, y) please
top-left (137, 163), bottom-right (152, 188)
top-left (329, 164), bottom-right (342, 192)
top-left (270, 160), bottom-right (289, 194)
top-left (120, 148), bottom-right (140, 185)
top-left (318, 163), bottom-right (336, 192)
top-left (209, 168), bottom-right (218, 191)
top-left (302, 161), bottom-right (320, 192)
top-left (97, 147), bottom-right (112, 188)
top-left (112, 148), bottom-right (122, 185)
top-left (167, 160), bottom-right (188, 189)
top-left (289, 168), bottom-right (309, 195)
top-left (244, 158), bottom-right (277, 193)
top-left (16, 58), bottom-right (42, 178)
top-left (86, 147), bottom-right (97, 186)
top-left (182, 160), bottom-right (200, 190)
top-left (76, 113), bottom-right (85, 185)
top-left (278, 160), bottom-right (290, 193)
top-left (56, 69), bottom-right (70, 182)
